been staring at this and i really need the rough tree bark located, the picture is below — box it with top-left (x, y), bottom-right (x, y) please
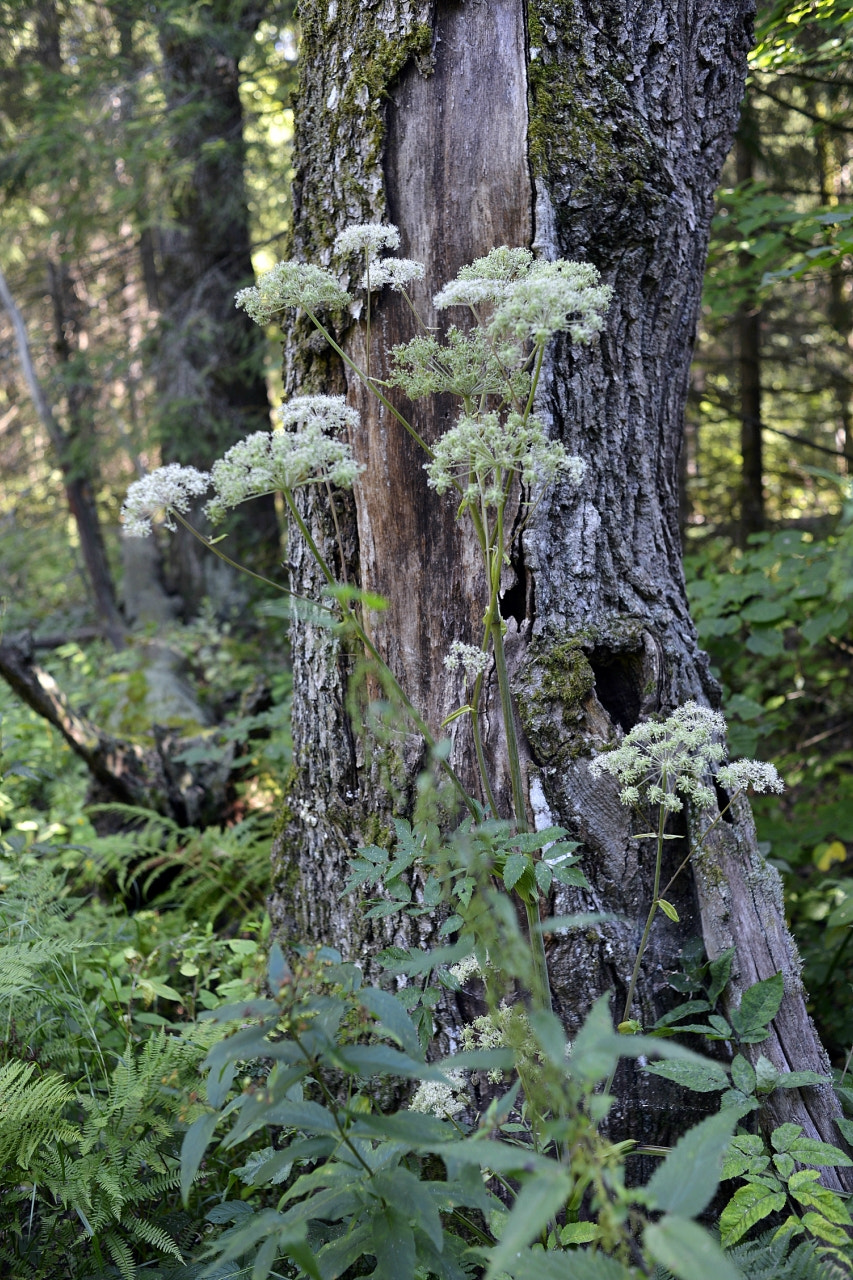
top-left (269, 0), bottom-right (850, 1181)
top-left (151, 0), bottom-right (281, 615)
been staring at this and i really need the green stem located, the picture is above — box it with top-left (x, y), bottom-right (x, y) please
top-left (658, 790), bottom-right (742, 900)
top-left (171, 510), bottom-right (332, 612)
top-left (522, 341), bottom-right (546, 422)
top-left (468, 668), bottom-right (500, 821)
top-left (305, 309), bottom-right (434, 459)
top-left (281, 487), bottom-right (478, 818)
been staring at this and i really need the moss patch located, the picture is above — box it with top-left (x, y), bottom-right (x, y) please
top-left (294, 3), bottom-right (433, 254)
top-left (515, 635), bottom-right (595, 763)
top-left (526, 0), bottom-right (663, 234)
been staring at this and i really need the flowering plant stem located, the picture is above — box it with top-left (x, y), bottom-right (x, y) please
top-left (305, 309), bottom-right (434, 458)
top-left (278, 486), bottom-right (479, 820)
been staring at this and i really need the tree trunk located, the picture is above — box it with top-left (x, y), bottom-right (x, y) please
top-left (0, 263), bottom-right (126, 650)
top-left (735, 119), bottom-right (765, 545)
top-left (270, 0), bottom-right (849, 1181)
top-left (150, 1), bottom-right (280, 616)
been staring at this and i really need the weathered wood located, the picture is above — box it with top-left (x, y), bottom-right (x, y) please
top-left (271, 0), bottom-right (850, 1179)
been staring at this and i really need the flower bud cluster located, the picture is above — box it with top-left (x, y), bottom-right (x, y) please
top-left (235, 261), bottom-right (351, 325)
top-left (444, 642), bottom-right (490, 681)
top-left (425, 410), bottom-right (585, 508)
top-left (589, 701), bottom-right (784, 813)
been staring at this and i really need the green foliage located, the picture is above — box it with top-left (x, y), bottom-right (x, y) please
top-left (720, 1126), bottom-right (852, 1264)
top-left (726, 1228), bottom-right (841, 1280)
top-left (182, 938), bottom-right (740, 1280)
top-left (0, 722), bottom-right (278, 1279)
top-left (684, 508), bottom-right (853, 1058)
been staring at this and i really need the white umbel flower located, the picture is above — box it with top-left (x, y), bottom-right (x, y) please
top-left (121, 465), bottom-right (211, 536)
top-left (589, 702), bottom-right (727, 813)
top-left (409, 1070), bottom-right (469, 1117)
top-left (716, 759), bottom-right (784, 795)
top-left (333, 223), bottom-right (401, 256)
top-left (206, 414), bottom-right (363, 523)
top-left (361, 257), bottom-right (425, 292)
top-left (235, 261), bottom-right (351, 324)
top-left (444, 642), bottom-right (490, 680)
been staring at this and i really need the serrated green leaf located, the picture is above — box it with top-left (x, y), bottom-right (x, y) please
top-left (644, 1059), bottom-right (729, 1092)
top-left (646, 1110), bottom-right (740, 1217)
top-left (551, 863), bottom-right (590, 888)
top-left (560, 1221), bottom-right (601, 1245)
top-left (645, 1215), bottom-right (746, 1280)
top-left (528, 1008), bottom-right (569, 1068)
top-left (503, 852), bottom-right (529, 891)
top-left (731, 1054), bottom-right (757, 1095)
top-left (653, 1000), bottom-right (712, 1030)
top-left (754, 1056), bottom-right (781, 1095)
top-left (534, 860), bottom-right (553, 894)
top-left (358, 986), bottom-right (422, 1057)
top-left (800, 1211), bottom-right (852, 1245)
top-left (372, 1203), bottom-right (416, 1280)
top-left (787, 1136), bottom-right (853, 1167)
top-left (709, 1014), bottom-right (733, 1037)
top-left (720, 1183), bottom-right (787, 1246)
top-left (732, 972), bottom-right (784, 1039)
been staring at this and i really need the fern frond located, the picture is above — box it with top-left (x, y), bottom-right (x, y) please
top-left (727, 1229), bottom-right (842, 1280)
top-left (0, 1059), bottom-right (79, 1171)
top-left (123, 1213), bottom-right (184, 1260)
top-left (104, 1225), bottom-right (137, 1280)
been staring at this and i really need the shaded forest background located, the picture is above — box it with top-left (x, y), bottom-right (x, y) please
top-left (0, 0), bottom-right (852, 1271)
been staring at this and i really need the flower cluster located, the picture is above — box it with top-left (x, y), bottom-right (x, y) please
top-left (408, 1070), bottom-right (469, 1118)
top-left (460, 1001), bottom-right (536, 1083)
top-left (361, 257), bottom-right (425, 292)
top-left (432, 246), bottom-right (612, 347)
top-left (589, 702), bottom-right (728, 813)
top-left (205, 396), bottom-right (362, 523)
top-left (235, 261), bottom-right (351, 325)
top-left (444, 642), bottom-right (490, 681)
top-left (277, 394), bottom-right (360, 434)
top-left (448, 954), bottom-right (482, 985)
top-left (426, 409), bottom-right (585, 508)
top-left (333, 224), bottom-right (401, 256)
top-left (389, 326), bottom-right (525, 401)
top-left (590, 702), bottom-right (785, 813)
top-left (332, 224), bottom-right (425, 295)
top-left (716, 759), bottom-right (784, 795)
top-left (492, 260), bottom-right (612, 346)
top-left (121, 464), bottom-right (211, 537)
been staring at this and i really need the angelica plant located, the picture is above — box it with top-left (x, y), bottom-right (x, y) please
top-left (590, 701), bottom-right (784, 1055)
top-left (123, 231), bottom-right (609, 1012)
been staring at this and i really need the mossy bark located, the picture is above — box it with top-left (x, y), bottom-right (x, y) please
top-left (270, 0), bottom-right (850, 1179)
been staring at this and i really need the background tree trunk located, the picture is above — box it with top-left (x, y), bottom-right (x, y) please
top-left (151, 0), bottom-right (280, 616)
top-left (735, 114), bottom-right (765, 545)
top-left (270, 0), bottom-right (850, 1181)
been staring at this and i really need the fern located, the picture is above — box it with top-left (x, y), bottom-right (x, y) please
top-left (85, 804), bottom-right (272, 928)
top-left (726, 1230), bottom-right (843, 1280)
top-left (0, 1060), bottom-right (79, 1169)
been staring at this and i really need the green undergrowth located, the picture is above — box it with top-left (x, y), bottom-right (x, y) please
top-left (684, 490), bottom-right (853, 1060)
